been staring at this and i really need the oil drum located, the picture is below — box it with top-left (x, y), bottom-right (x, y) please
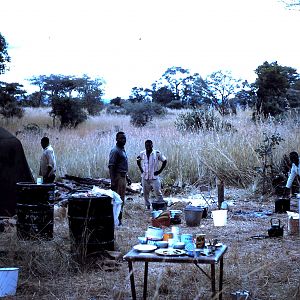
top-left (16, 182), bottom-right (55, 240)
top-left (68, 195), bottom-right (114, 258)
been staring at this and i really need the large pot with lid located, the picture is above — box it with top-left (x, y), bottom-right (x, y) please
top-left (184, 205), bottom-right (203, 227)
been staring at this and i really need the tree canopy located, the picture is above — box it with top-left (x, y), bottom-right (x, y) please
top-left (0, 33), bottom-right (10, 75)
top-left (254, 61), bottom-right (299, 117)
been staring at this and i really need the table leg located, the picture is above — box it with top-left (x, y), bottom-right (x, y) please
top-left (219, 257), bottom-right (224, 300)
top-left (128, 261), bottom-right (136, 300)
top-left (143, 261), bottom-right (149, 300)
top-left (211, 263), bottom-right (216, 298)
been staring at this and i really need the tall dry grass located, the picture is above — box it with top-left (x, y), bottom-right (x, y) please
top-left (1, 107), bottom-right (300, 188)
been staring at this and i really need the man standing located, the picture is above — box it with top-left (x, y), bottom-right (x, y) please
top-left (286, 151), bottom-right (300, 195)
top-left (137, 140), bottom-right (167, 209)
top-left (108, 132), bottom-right (131, 224)
top-left (39, 136), bottom-right (56, 183)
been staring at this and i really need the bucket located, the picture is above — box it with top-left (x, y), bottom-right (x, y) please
top-left (212, 210), bottom-right (227, 226)
top-left (68, 196), bottom-right (114, 259)
top-left (0, 268), bottom-right (19, 297)
top-left (184, 206), bottom-right (203, 227)
top-left (16, 182), bottom-right (55, 240)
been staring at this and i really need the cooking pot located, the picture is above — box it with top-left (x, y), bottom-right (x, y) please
top-left (268, 218), bottom-right (284, 237)
top-left (152, 201), bottom-right (167, 211)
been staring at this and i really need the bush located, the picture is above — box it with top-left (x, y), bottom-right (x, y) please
top-left (106, 104), bottom-right (127, 115)
top-left (0, 101), bottom-right (24, 119)
top-left (84, 98), bottom-right (104, 116)
top-left (124, 102), bottom-right (166, 127)
top-left (166, 100), bottom-right (184, 109)
top-left (174, 109), bottom-right (232, 132)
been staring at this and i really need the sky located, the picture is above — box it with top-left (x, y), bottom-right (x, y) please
top-left (0, 0), bottom-right (299, 99)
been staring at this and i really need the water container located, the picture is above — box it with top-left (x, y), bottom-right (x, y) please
top-left (184, 206), bottom-right (203, 227)
top-left (0, 267), bottom-right (19, 297)
top-left (68, 195), bottom-right (114, 259)
top-left (16, 182), bottom-right (55, 240)
top-left (212, 210), bottom-right (228, 226)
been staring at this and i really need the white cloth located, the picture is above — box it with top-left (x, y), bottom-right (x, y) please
top-left (40, 145), bottom-right (56, 177)
top-left (91, 186), bottom-right (123, 226)
top-left (286, 163), bottom-right (300, 188)
top-left (139, 149), bottom-right (166, 180)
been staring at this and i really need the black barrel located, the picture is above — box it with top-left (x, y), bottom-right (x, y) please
top-left (16, 182), bottom-right (55, 240)
top-left (68, 196), bottom-right (114, 258)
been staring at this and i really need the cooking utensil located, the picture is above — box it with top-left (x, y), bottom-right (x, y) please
top-left (268, 218), bottom-right (284, 237)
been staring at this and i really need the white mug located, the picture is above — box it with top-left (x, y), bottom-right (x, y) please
top-left (36, 177), bottom-right (43, 185)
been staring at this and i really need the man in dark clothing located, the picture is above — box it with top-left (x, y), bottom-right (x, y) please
top-left (108, 132), bottom-right (131, 224)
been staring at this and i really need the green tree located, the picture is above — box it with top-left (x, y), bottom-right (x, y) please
top-left (28, 74), bottom-right (105, 116)
top-left (234, 81), bottom-right (257, 110)
top-left (203, 70), bottom-right (243, 115)
top-left (153, 67), bottom-right (205, 107)
top-left (110, 97), bottom-right (125, 107)
top-left (76, 75), bottom-right (104, 115)
top-left (181, 74), bottom-right (206, 107)
top-left (27, 75), bottom-right (48, 106)
top-left (129, 87), bottom-right (151, 103)
top-left (152, 86), bottom-right (175, 105)
top-left (0, 82), bottom-right (25, 119)
top-left (280, 0), bottom-right (300, 9)
top-left (0, 33), bottom-right (10, 74)
top-left (254, 61), bottom-right (299, 117)
top-left (286, 79), bottom-right (300, 110)
top-left (161, 67), bottom-right (189, 101)
top-left (50, 96), bottom-right (87, 129)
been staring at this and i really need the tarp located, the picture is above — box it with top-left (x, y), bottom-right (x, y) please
top-left (0, 127), bottom-right (34, 216)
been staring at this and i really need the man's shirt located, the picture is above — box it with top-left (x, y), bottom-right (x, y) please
top-left (139, 149), bottom-right (166, 180)
top-left (40, 145), bottom-right (56, 177)
top-left (108, 145), bottom-right (128, 174)
top-left (286, 163), bottom-right (300, 188)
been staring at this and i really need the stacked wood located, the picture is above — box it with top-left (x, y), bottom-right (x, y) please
top-left (54, 174), bottom-right (141, 204)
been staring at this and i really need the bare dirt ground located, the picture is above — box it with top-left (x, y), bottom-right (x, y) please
top-left (0, 187), bottom-right (299, 300)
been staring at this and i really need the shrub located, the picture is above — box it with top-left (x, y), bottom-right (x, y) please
top-left (166, 100), bottom-right (184, 109)
top-left (174, 109), bottom-right (232, 132)
top-left (106, 104), bottom-right (127, 115)
top-left (124, 102), bottom-right (166, 127)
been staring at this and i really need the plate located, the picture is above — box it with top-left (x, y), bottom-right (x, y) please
top-left (155, 248), bottom-right (186, 256)
top-left (133, 244), bottom-right (157, 252)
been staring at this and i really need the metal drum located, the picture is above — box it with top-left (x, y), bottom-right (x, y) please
top-left (16, 182), bottom-right (55, 240)
top-left (68, 196), bottom-right (114, 259)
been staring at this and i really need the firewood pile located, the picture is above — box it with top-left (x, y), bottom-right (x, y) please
top-left (55, 174), bottom-right (142, 205)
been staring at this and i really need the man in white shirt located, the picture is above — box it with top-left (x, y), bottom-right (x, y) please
top-left (39, 137), bottom-right (56, 183)
top-left (137, 140), bottom-right (167, 209)
top-left (286, 151), bottom-right (300, 194)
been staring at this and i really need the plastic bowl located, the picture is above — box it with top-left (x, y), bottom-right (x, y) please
top-left (155, 241), bottom-right (168, 248)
